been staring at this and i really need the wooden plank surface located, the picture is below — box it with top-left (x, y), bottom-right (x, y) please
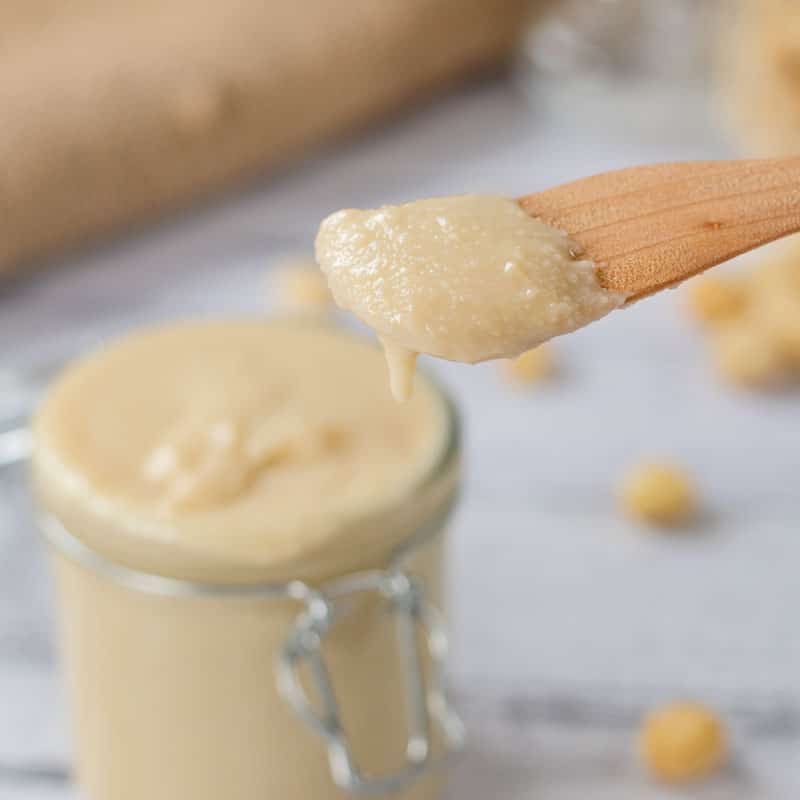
top-left (1, 80), bottom-right (798, 798)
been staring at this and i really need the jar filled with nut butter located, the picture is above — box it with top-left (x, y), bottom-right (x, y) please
top-left (30, 319), bottom-right (462, 800)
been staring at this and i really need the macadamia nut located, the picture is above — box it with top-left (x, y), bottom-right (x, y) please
top-left (640, 702), bottom-right (726, 783)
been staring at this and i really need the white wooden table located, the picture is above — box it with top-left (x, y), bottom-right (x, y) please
top-left (1, 77), bottom-right (799, 797)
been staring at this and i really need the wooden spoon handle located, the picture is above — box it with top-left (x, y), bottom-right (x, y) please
top-left (519, 158), bottom-right (800, 300)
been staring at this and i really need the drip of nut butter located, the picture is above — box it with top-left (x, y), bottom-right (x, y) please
top-left (316, 194), bottom-right (626, 401)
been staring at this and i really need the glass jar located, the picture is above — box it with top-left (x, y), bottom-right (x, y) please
top-left (518, 0), bottom-right (719, 140)
top-left (31, 321), bottom-right (462, 800)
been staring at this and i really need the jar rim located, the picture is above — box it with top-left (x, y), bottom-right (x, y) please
top-left (32, 318), bottom-right (462, 584)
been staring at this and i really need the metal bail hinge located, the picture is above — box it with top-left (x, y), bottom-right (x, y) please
top-left (276, 570), bottom-right (464, 796)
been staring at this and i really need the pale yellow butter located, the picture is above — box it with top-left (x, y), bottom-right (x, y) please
top-left (316, 194), bottom-right (625, 399)
top-left (33, 320), bottom-right (451, 575)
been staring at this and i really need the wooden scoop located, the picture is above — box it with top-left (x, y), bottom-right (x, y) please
top-left (518, 158), bottom-right (800, 302)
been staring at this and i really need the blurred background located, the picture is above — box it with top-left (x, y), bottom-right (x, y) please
top-left (1, 0), bottom-right (800, 797)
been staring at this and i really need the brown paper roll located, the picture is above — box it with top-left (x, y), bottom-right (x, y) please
top-left (0, 0), bottom-right (532, 277)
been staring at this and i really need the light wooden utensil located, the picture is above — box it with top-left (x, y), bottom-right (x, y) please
top-left (518, 158), bottom-right (800, 301)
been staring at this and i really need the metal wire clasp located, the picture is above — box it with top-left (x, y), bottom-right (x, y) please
top-left (276, 570), bottom-right (465, 796)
